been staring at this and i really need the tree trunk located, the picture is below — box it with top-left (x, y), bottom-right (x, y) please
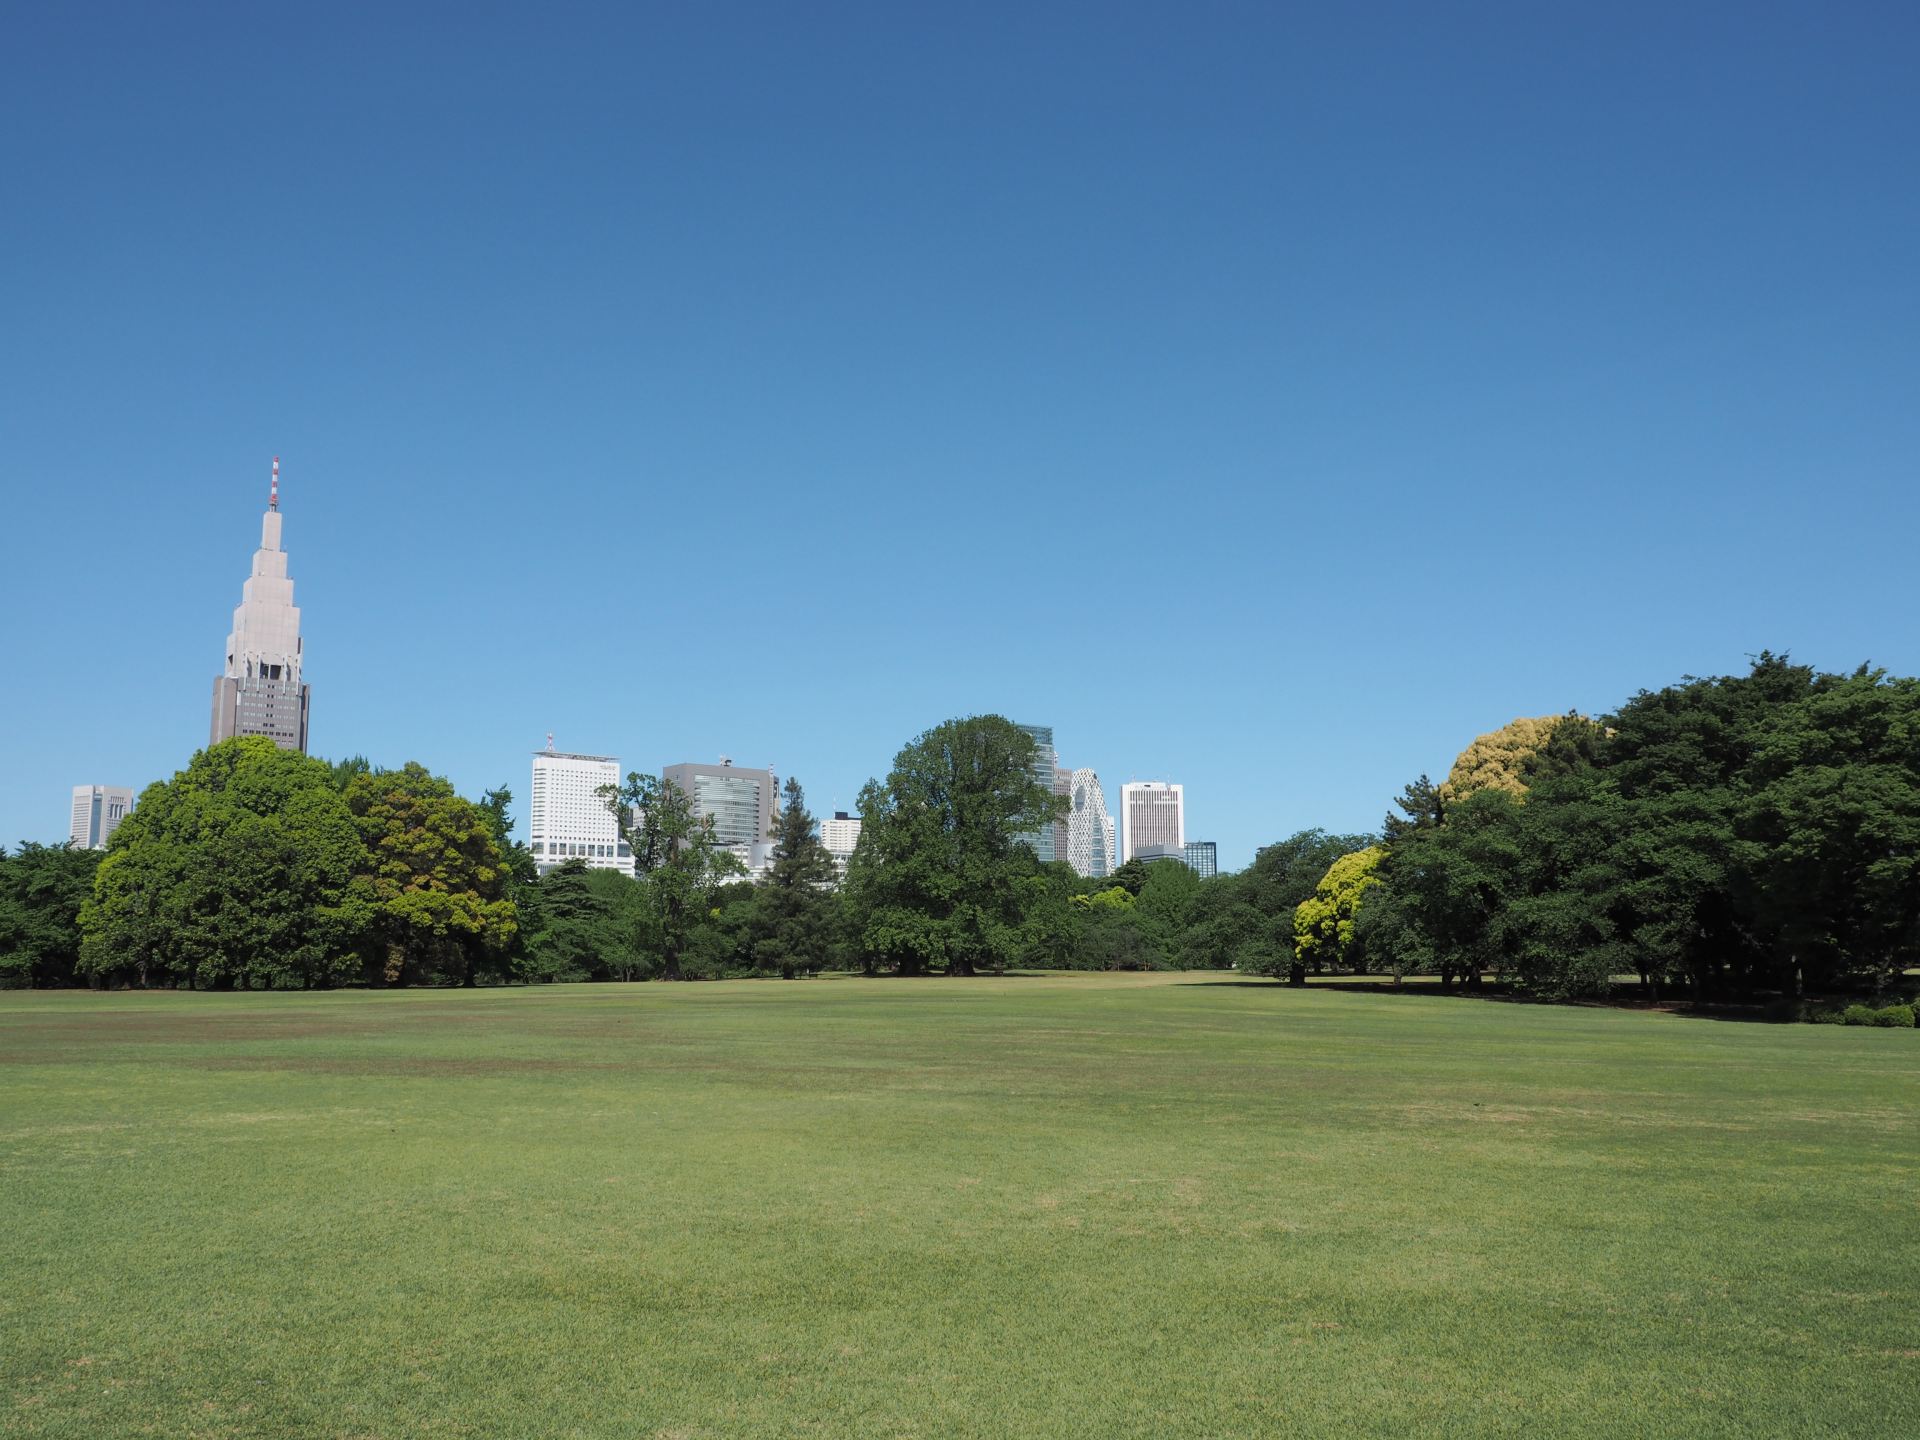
top-left (1286, 962), bottom-right (1306, 987)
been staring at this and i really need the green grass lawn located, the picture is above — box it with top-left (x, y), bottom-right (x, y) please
top-left (2, 973), bottom-right (1916, 1438)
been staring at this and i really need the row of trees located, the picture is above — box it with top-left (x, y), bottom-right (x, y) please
top-left (7, 656), bottom-right (1915, 1000)
top-left (9, 717), bottom-right (1376, 988)
top-left (75, 740), bottom-right (520, 989)
top-left (1339, 656), bottom-right (1920, 1001)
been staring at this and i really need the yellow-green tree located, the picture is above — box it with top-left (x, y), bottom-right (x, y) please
top-left (1443, 718), bottom-right (1589, 806)
top-left (1292, 846), bottom-right (1385, 976)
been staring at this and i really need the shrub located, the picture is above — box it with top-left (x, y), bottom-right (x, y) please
top-left (1841, 1003), bottom-right (1915, 1028)
top-left (1805, 1008), bottom-right (1844, 1025)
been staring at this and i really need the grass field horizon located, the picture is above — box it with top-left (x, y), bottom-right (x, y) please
top-left (4, 972), bottom-right (1916, 1437)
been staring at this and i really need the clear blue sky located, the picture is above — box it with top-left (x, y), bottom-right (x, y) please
top-left (3, 2), bottom-right (1916, 869)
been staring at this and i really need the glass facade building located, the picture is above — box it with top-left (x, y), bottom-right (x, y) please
top-left (1183, 841), bottom-right (1219, 879)
top-left (1013, 722), bottom-right (1060, 864)
top-left (663, 760), bottom-right (779, 848)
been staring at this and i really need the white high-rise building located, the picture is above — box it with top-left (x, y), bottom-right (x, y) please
top-left (529, 741), bottom-right (633, 876)
top-left (1066, 769), bottom-right (1115, 879)
top-left (70, 785), bottom-right (135, 850)
top-left (820, 811), bottom-right (862, 882)
top-left (210, 457), bottom-right (311, 753)
top-left (1119, 781), bottom-right (1184, 864)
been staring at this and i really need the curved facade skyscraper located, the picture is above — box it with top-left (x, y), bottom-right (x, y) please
top-left (1067, 768), bottom-right (1115, 879)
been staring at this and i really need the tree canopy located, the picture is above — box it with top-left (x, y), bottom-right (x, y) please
top-left (846, 715), bottom-right (1065, 975)
top-left (1365, 655), bottom-right (1920, 1001)
top-left (17, 667), bottom-right (1916, 1008)
top-left (79, 738), bottom-right (372, 989)
top-left (600, 773), bottom-right (742, 980)
top-left (345, 762), bottom-right (518, 986)
top-left (1293, 845), bottom-right (1385, 977)
top-left (0, 843), bottom-right (102, 988)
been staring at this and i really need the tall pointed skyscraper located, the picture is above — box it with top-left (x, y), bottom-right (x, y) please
top-left (210, 457), bottom-right (310, 752)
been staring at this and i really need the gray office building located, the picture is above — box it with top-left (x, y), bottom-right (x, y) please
top-left (210, 458), bottom-right (310, 753)
top-left (70, 785), bottom-right (135, 850)
top-left (663, 759), bottom-right (779, 847)
top-left (1134, 844), bottom-right (1188, 866)
top-left (1183, 841), bottom-right (1219, 879)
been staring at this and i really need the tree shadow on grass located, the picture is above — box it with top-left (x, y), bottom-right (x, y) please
top-left (1175, 975), bottom-right (1894, 1025)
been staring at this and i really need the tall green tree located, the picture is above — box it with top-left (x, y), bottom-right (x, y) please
top-left (1232, 829), bottom-right (1376, 979)
top-left (1372, 789), bottom-right (1524, 990)
top-left (1381, 776), bottom-right (1445, 845)
top-left (345, 762), bottom-right (518, 986)
top-left (582, 867), bottom-right (656, 981)
top-left (1019, 862), bottom-right (1084, 969)
top-left (1137, 859), bottom-right (1202, 934)
top-left (80, 738), bottom-right (371, 989)
top-left (746, 777), bottom-right (839, 978)
top-left (1738, 667), bottom-right (1920, 995)
top-left (845, 716), bottom-right (1066, 976)
top-left (1589, 652), bottom-right (1813, 999)
top-left (1172, 873), bottom-right (1268, 971)
top-left (521, 860), bottom-right (599, 981)
top-left (0, 843), bottom-right (103, 987)
top-left (478, 784), bottom-right (539, 972)
top-left (599, 774), bottom-right (742, 980)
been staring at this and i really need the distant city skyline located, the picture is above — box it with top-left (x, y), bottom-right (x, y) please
top-left (519, 737), bottom-right (1197, 875)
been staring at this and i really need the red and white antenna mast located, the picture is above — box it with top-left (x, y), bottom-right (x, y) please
top-left (270, 456), bottom-right (280, 511)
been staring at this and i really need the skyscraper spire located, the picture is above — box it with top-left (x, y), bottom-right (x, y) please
top-left (210, 462), bottom-right (309, 752)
